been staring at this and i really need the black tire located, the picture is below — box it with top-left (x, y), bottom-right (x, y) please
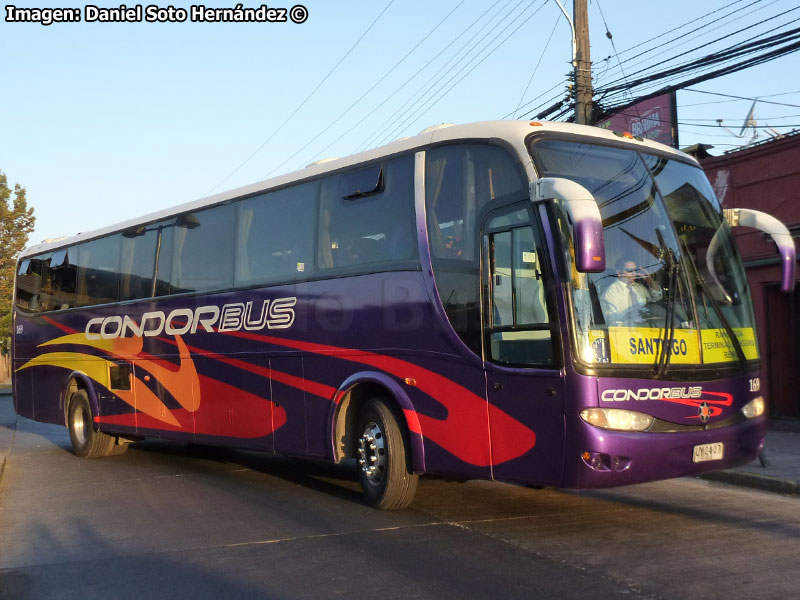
top-left (67, 390), bottom-right (119, 458)
top-left (356, 398), bottom-right (418, 510)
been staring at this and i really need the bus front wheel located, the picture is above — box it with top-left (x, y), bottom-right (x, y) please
top-left (67, 390), bottom-right (125, 458)
top-left (356, 398), bottom-right (418, 510)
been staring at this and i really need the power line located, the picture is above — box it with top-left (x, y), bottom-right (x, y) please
top-left (597, 0), bottom-right (769, 83)
top-left (201, 0), bottom-right (395, 197)
top-left (511, 13), bottom-right (560, 118)
top-left (599, 10), bottom-right (800, 94)
top-left (683, 88), bottom-right (800, 108)
top-left (352, 0), bottom-right (511, 153)
top-left (362, 0), bottom-right (530, 151)
top-left (577, 28), bottom-right (800, 124)
top-left (504, 79), bottom-right (568, 120)
top-left (261, 0), bottom-right (465, 179)
top-left (610, 30), bottom-right (800, 105)
top-left (522, 85), bottom-right (572, 120)
top-left (613, 0), bottom-right (752, 59)
top-left (683, 121), bottom-right (800, 128)
top-left (595, 27), bottom-right (800, 111)
top-left (594, 0), bottom-right (636, 108)
top-left (681, 114), bottom-right (800, 121)
top-left (604, 107), bottom-right (800, 130)
top-left (599, 0), bottom-right (782, 87)
top-left (379, 0), bottom-right (548, 138)
top-left (602, 16), bottom-right (800, 101)
top-left (374, 0), bottom-right (544, 146)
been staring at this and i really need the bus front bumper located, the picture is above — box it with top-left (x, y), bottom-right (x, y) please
top-left (562, 415), bottom-right (767, 489)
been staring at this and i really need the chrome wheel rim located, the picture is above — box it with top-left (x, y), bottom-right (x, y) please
top-left (73, 406), bottom-right (88, 447)
top-left (358, 421), bottom-right (386, 486)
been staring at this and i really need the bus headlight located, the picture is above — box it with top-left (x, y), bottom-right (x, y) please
top-left (580, 408), bottom-right (654, 431)
top-left (741, 396), bottom-right (765, 419)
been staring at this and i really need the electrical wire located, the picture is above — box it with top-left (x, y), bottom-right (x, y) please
top-left (511, 13), bottom-right (560, 118)
top-left (612, 0), bottom-right (752, 59)
top-left (595, 27), bottom-right (800, 112)
top-left (361, 0), bottom-right (530, 151)
top-left (261, 0), bottom-right (465, 179)
top-left (599, 16), bottom-right (800, 101)
top-left (367, 0), bottom-right (545, 150)
top-left (684, 88), bottom-right (800, 108)
top-left (598, 0), bottom-right (782, 87)
top-left (553, 27), bottom-right (800, 124)
top-left (354, 0), bottom-right (515, 152)
top-left (503, 79), bottom-right (568, 119)
top-left (201, 0), bottom-right (395, 197)
top-left (597, 0), bottom-right (769, 84)
top-left (594, 0), bottom-right (637, 109)
top-left (599, 11), bottom-right (800, 94)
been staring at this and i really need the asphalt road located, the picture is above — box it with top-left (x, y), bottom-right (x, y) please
top-left (1, 413), bottom-right (799, 600)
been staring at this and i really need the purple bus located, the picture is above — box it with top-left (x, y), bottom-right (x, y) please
top-left (12, 121), bottom-right (795, 509)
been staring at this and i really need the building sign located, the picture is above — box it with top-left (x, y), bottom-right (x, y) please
top-left (596, 92), bottom-right (678, 147)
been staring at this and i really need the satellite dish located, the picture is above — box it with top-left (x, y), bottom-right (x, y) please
top-left (739, 100), bottom-right (757, 137)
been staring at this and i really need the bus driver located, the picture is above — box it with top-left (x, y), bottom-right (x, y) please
top-left (603, 257), bottom-right (663, 325)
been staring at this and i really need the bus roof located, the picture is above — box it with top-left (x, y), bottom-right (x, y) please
top-left (21, 120), bottom-right (693, 258)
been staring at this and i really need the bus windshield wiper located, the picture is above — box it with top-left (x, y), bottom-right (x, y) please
top-left (678, 239), bottom-right (746, 367)
top-left (694, 270), bottom-right (747, 367)
top-left (653, 229), bottom-right (678, 377)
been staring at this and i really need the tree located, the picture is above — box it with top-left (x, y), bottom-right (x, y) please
top-left (0, 171), bottom-right (35, 352)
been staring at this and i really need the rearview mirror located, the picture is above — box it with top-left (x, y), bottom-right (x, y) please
top-left (724, 208), bottom-right (796, 293)
top-left (531, 177), bottom-right (605, 273)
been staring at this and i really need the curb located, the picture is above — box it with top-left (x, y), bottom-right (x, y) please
top-left (697, 470), bottom-right (800, 496)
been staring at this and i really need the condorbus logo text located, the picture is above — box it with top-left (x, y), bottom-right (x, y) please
top-left (601, 386), bottom-right (703, 403)
top-left (85, 298), bottom-right (296, 340)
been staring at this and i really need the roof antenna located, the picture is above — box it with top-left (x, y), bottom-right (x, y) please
top-left (716, 100), bottom-right (759, 146)
top-left (738, 99), bottom-right (758, 137)
top-left (716, 100), bottom-right (783, 147)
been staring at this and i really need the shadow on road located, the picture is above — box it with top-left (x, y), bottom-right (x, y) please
top-left (128, 440), bottom-right (367, 507)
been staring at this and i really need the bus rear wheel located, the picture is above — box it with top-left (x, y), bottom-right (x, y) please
top-left (356, 398), bottom-right (418, 510)
top-left (67, 390), bottom-right (124, 458)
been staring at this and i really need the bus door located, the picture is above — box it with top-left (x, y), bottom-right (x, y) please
top-left (482, 205), bottom-right (565, 486)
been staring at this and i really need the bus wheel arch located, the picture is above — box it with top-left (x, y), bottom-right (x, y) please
top-left (64, 376), bottom-right (127, 458)
top-left (330, 374), bottom-right (425, 475)
top-left (62, 374), bottom-right (95, 429)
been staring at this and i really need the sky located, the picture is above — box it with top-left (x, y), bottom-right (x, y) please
top-left (2, 0), bottom-right (799, 245)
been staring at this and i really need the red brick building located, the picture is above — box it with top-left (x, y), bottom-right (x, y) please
top-left (700, 132), bottom-right (800, 422)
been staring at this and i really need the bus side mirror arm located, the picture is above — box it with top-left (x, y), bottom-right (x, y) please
top-left (724, 208), bottom-right (796, 293)
top-left (531, 177), bottom-right (605, 273)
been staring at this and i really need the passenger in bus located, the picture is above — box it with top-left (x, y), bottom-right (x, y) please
top-left (602, 258), bottom-right (663, 325)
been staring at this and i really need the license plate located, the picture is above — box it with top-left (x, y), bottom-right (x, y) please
top-left (693, 442), bottom-right (724, 463)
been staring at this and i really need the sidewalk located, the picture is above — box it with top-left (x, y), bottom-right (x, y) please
top-left (0, 387), bottom-right (797, 495)
top-left (698, 427), bottom-right (800, 495)
top-left (0, 384), bottom-right (15, 482)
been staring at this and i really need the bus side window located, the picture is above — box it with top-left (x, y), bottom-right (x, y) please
top-left (43, 249), bottom-right (77, 310)
top-left (16, 256), bottom-right (46, 312)
top-left (426, 144), bottom-right (527, 263)
top-left (488, 224), bottom-right (553, 366)
top-left (235, 181), bottom-right (318, 286)
top-left (170, 205), bottom-right (235, 294)
top-left (121, 227), bottom-right (158, 300)
top-left (74, 235), bottom-right (121, 306)
top-left (425, 144), bottom-right (528, 356)
top-left (317, 154), bottom-right (416, 272)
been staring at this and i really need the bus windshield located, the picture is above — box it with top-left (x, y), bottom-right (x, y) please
top-left (530, 138), bottom-right (758, 369)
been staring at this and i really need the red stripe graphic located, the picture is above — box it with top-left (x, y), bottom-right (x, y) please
top-left (36, 316), bottom-right (536, 465)
top-left (228, 331), bottom-right (536, 466)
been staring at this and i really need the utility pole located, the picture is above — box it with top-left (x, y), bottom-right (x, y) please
top-left (574, 0), bottom-right (593, 125)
